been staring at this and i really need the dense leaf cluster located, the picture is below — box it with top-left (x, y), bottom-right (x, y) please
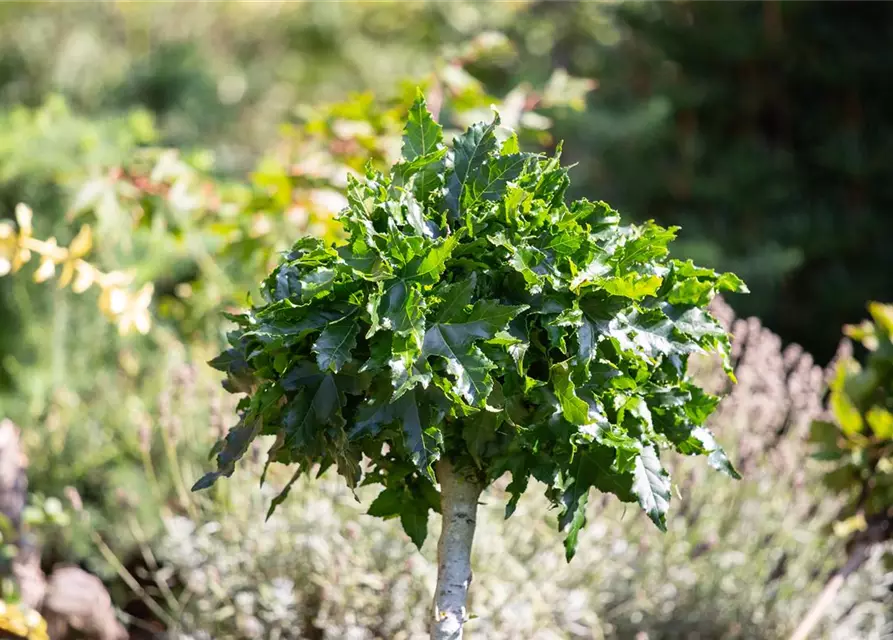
top-left (195, 91), bottom-right (746, 559)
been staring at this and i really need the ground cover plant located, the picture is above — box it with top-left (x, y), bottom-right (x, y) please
top-left (196, 91), bottom-right (748, 638)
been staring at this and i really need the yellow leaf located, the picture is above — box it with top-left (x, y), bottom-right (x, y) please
top-left (71, 263), bottom-right (94, 293)
top-left (68, 225), bottom-right (93, 258)
top-left (0, 223), bottom-right (14, 277)
top-left (868, 302), bottom-right (893, 339)
top-left (830, 387), bottom-right (863, 436)
top-left (33, 258), bottom-right (55, 283)
top-left (844, 319), bottom-right (878, 351)
top-left (14, 203), bottom-right (32, 236)
top-left (57, 261), bottom-right (75, 288)
top-left (0, 600), bottom-right (48, 640)
top-left (11, 247), bottom-right (31, 273)
top-left (833, 513), bottom-right (868, 538)
top-left (866, 406), bottom-right (893, 440)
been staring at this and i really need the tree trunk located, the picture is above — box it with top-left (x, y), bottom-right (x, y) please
top-left (431, 460), bottom-right (481, 640)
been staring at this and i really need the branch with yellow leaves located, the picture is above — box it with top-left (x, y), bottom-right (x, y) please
top-left (0, 204), bottom-right (153, 336)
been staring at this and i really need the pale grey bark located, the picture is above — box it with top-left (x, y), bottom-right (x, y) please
top-left (431, 459), bottom-right (481, 640)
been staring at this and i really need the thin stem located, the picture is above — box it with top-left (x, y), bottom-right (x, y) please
top-left (789, 545), bottom-right (869, 640)
top-left (91, 531), bottom-right (177, 628)
top-left (431, 459), bottom-right (481, 640)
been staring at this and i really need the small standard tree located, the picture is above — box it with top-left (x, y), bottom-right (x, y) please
top-left (193, 91), bottom-right (746, 639)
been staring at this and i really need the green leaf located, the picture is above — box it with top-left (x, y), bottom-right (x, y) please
top-left (716, 272), bottom-right (749, 294)
top-left (402, 188), bottom-right (438, 238)
top-left (570, 256), bottom-right (611, 290)
top-left (274, 266), bottom-right (338, 303)
top-left (548, 232), bottom-right (583, 256)
top-left (423, 326), bottom-right (494, 406)
top-left (266, 466), bottom-right (304, 520)
top-left (379, 279), bottom-right (425, 338)
top-left (398, 151), bottom-right (447, 203)
top-left (312, 319), bottom-right (359, 373)
top-left (667, 278), bottom-right (715, 307)
top-left (192, 417), bottom-right (262, 491)
top-left (433, 275), bottom-right (477, 323)
top-left (465, 153), bottom-right (530, 208)
top-left (600, 273), bottom-right (663, 300)
top-left (678, 427), bottom-right (741, 479)
top-left (465, 299), bottom-right (528, 333)
top-left (500, 131), bottom-right (520, 155)
top-left (810, 420), bottom-right (843, 454)
top-left (208, 348), bottom-right (246, 373)
top-left (560, 445), bottom-right (635, 560)
top-left (405, 234), bottom-right (460, 284)
top-left (596, 308), bottom-right (680, 361)
top-left (831, 386), bottom-right (864, 436)
top-left (400, 501), bottom-right (430, 550)
top-left (351, 395), bottom-right (398, 440)
top-left (284, 375), bottom-right (343, 449)
top-left (368, 487), bottom-right (403, 518)
top-left (446, 117), bottom-right (499, 216)
top-left (552, 361), bottom-right (590, 426)
top-left (632, 446), bottom-right (671, 531)
top-left (397, 390), bottom-right (441, 480)
top-left (463, 410), bottom-right (501, 468)
top-left (402, 90), bottom-right (443, 162)
top-left (681, 386), bottom-right (721, 426)
top-left (615, 222), bottom-right (678, 271)
top-left (576, 318), bottom-right (598, 366)
top-left (562, 489), bottom-right (588, 562)
top-left (421, 306), bottom-right (524, 407)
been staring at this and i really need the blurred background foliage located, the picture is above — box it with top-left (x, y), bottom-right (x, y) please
top-left (0, 1), bottom-right (889, 638)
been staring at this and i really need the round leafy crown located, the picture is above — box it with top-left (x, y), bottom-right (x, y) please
top-left (194, 90), bottom-right (747, 560)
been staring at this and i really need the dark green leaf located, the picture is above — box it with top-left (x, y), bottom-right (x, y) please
top-left (266, 466), bottom-right (304, 520)
top-left (397, 390), bottom-right (441, 480)
top-left (434, 275), bottom-right (477, 323)
top-left (368, 487), bottom-right (403, 518)
top-left (423, 326), bottom-right (495, 406)
top-left (559, 445), bottom-right (635, 560)
top-left (400, 502), bottom-right (430, 550)
top-left (312, 319), bottom-right (359, 373)
top-left (284, 375), bottom-right (343, 449)
top-left (192, 417), bottom-right (262, 491)
top-left (446, 118), bottom-right (499, 216)
top-left (562, 489), bottom-right (588, 562)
